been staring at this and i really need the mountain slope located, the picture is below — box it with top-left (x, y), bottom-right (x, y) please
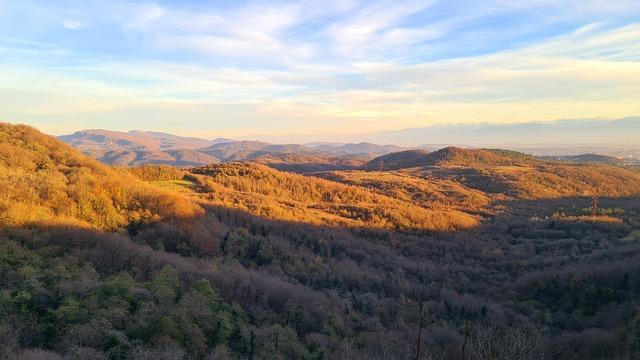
top-left (412, 160), bottom-right (640, 199)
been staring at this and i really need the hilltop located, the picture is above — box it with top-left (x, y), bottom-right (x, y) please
top-left (366, 147), bottom-right (527, 170)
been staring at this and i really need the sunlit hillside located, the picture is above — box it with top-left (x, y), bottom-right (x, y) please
top-left (0, 124), bottom-right (202, 230)
top-left (316, 170), bottom-right (493, 211)
top-left (188, 163), bottom-right (480, 232)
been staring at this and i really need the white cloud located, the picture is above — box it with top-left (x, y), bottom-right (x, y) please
top-left (62, 19), bottom-right (84, 30)
top-left (0, 0), bottom-right (639, 136)
top-left (325, 0), bottom-right (438, 58)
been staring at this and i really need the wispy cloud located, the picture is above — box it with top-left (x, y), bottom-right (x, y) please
top-left (62, 19), bottom-right (85, 30)
top-left (0, 0), bottom-right (638, 136)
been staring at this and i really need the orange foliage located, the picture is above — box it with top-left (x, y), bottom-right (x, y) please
top-left (0, 123), bottom-right (203, 230)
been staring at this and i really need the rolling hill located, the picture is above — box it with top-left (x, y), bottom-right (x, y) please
top-left (4, 122), bottom-right (640, 360)
top-left (366, 147), bottom-right (528, 170)
top-left (361, 147), bottom-right (640, 200)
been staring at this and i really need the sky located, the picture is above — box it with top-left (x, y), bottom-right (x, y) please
top-left (0, 0), bottom-right (639, 139)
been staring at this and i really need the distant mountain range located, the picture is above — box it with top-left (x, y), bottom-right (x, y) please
top-left (59, 129), bottom-right (232, 154)
top-left (361, 117), bottom-right (640, 147)
top-left (58, 129), bottom-right (405, 168)
top-left (58, 119), bottom-right (640, 169)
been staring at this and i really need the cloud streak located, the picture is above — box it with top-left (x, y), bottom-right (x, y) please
top-left (0, 0), bottom-right (638, 137)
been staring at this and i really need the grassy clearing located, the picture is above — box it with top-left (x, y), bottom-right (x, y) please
top-left (152, 179), bottom-right (197, 192)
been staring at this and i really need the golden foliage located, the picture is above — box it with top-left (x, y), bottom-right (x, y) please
top-left (318, 170), bottom-right (492, 211)
top-left (3, 122), bottom-right (638, 235)
top-left (128, 165), bottom-right (187, 182)
top-left (0, 123), bottom-right (203, 230)
top-left (190, 163), bottom-right (479, 232)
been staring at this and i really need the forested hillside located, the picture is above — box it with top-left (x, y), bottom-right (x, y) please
top-left (0, 124), bottom-right (202, 230)
top-left (3, 123), bottom-right (640, 360)
top-left (189, 163), bottom-right (479, 232)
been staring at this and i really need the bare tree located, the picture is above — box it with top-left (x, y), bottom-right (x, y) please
top-left (415, 296), bottom-right (425, 360)
top-left (471, 324), bottom-right (543, 360)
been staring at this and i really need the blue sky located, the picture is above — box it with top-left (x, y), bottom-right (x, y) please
top-left (0, 0), bottom-right (639, 139)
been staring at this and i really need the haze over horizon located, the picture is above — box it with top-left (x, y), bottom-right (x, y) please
top-left (51, 117), bottom-right (640, 150)
top-left (1, 0), bottom-right (640, 140)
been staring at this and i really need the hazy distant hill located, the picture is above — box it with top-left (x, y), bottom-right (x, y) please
top-left (538, 153), bottom-right (626, 166)
top-left (60, 131), bottom-right (400, 168)
top-left (307, 142), bottom-right (405, 156)
top-left (58, 129), bottom-right (231, 156)
top-left (363, 117), bottom-right (640, 147)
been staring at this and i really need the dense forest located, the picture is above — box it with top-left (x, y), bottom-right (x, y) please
top-left (2, 123), bottom-right (640, 359)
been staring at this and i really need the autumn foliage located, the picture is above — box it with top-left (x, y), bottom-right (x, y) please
top-left (0, 123), bottom-right (202, 230)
